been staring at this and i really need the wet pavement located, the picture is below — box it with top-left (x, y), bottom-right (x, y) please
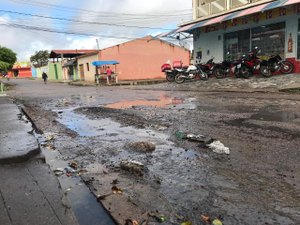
top-left (1, 76), bottom-right (300, 225)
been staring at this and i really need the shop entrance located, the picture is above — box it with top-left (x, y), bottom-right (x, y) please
top-left (224, 22), bottom-right (286, 60)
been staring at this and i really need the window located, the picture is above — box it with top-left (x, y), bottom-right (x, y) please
top-left (252, 22), bottom-right (285, 59)
top-left (224, 22), bottom-right (286, 60)
top-left (86, 63), bottom-right (89, 72)
top-left (224, 29), bottom-right (250, 60)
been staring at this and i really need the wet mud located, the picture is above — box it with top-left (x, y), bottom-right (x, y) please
top-left (15, 86), bottom-right (300, 225)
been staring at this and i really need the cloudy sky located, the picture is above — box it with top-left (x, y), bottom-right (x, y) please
top-left (0, 0), bottom-right (192, 61)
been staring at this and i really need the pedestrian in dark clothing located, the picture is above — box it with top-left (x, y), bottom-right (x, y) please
top-left (42, 72), bottom-right (48, 84)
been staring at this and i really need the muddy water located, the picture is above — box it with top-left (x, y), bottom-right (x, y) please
top-left (55, 107), bottom-right (228, 223)
top-left (105, 95), bottom-right (197, 110)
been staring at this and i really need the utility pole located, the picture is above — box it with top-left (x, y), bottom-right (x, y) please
top-left (96, 39), bottom-right (100, 50)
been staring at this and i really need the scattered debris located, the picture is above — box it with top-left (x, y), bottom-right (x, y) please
top-left (53, 168), bottom-right (64, 176)
top-left (201, 215), bottom-right (211, 223)
top-left (212, 218), bottom-right (223, 225)
top-left (112, 186), bottom-right (123, 194)
top-left (125, 219), bottom-right (139, 225)
top-left (97, 193), bottom-right (112, 201)
top-left (125, 141), bottom-right (156, 152)
top-left (148, 212), bottom-right (166, 223)
top-left (97, 185), bottom-right (123, 201)
top-left (181, 221), bottom-right (192, 225)
top-left (53, 162), bottom-right (87, 177)
top-left (46, 134), bottom-right (55, 141)
top-left (207, 140), bottom-right (230, 155)
top-left (175, 131), bottom-right (206, 142)
top-left (120, 160), bottom-right (145, 176)
top-left (175, 131), bottom-right (230, 154)
top-left (69, 161), bottom-right (78, 170)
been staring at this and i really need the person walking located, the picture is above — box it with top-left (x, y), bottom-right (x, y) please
top-left (42, 72), bottom-right (48, 84)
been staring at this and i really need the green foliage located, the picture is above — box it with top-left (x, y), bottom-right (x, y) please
top-left (0, 46), bottom-right (17, 71)
top-left (0, 61), bottom-right (10, 72)
top-left (30, 50), bottom-right (50, 68)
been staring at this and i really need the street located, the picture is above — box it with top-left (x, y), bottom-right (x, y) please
top-left (6, 78), bottom-right (300, 225)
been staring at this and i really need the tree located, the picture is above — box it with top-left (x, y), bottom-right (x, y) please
top-left (30, 50), bottom-right (50, 68)
top-left (0, 46), bottom-right (17, 72)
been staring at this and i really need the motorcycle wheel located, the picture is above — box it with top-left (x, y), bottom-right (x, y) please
top-left (200, 73), bottom-right (208, 81)
top-left (240, 65), bottom-right (251, 78)
top-left (260, 65), bottom-right (272, 77)
top-left (166, 72), bottom-right (175, 82)
top-left (213, 67), bottom-right (226, 79)
top-left (174, 73), bottom-right (185, 84)
top-left (280, 61), bottom-right (294, 74)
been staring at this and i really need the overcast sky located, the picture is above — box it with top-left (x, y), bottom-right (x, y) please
top-left (0, 0), bottom-right (192, 61)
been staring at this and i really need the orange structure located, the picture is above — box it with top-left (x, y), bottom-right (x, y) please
top-left (77, 36), bottom-right (190, 82)
top-left (11, 62), bottom-right (32, 78)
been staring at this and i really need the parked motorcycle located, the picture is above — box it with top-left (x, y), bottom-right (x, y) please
top-left (161, 63), bottom-right (176, 82)
top-left (234, 47), bottom-right (261, 79)
top-left (260, 54), bottom-right (294, 77)
top-left (213, 53), bottom-right (237, 79)
top-left (198, 57), bottom-right (216, 77)
top-left (174, 64), bottom-right (208, 83)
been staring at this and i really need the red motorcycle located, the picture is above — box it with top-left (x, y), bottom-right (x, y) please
top-left (234, 47), bottom-right (261, 78)
top-left (197, 57), bottom-right (216, 77)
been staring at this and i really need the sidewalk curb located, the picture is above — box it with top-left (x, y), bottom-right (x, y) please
top-left (0, 146), bottom-right (41, 164)
top-left (0, 96), bottom-right (42, 164)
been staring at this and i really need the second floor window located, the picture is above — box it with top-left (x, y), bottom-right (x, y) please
top-left (86, 63), bottom-right (89, 71)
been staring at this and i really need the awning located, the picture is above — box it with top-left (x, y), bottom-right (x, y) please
top-left (181, 0), bottom-right (298, 30)
top-left (176, 23), bottom-right (195, 32)
top-left (92, 61), bottom-right (119, 66)
top-left (283, 0), bottom-right (300, 6)
top-left (228, 3), bottom-right (268, 19)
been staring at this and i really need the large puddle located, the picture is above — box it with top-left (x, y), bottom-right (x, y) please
top-left (104, 95), bottom-right (197, 110)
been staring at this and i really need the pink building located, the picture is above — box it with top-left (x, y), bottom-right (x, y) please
top-left (77, 36), bottom-right (190, 82)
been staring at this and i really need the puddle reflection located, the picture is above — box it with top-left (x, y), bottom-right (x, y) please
top-left (105, 95), bottom-right (184, 109)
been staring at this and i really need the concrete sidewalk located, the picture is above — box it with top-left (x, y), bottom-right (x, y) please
top-left (0, 95), bottom-right (79, 225)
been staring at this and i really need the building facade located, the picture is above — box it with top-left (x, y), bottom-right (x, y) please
top-left (182, 0), bottom-right (300, 72)
top-left (77, 36), bottom-right (191, 82)
top-left (10, 62), bottom-right (32, 78)
top-left (48, 50), bottom-right (97, 80)
top-left (77, 53), bottom-right (99, 81)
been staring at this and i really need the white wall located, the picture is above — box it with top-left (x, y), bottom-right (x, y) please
top-left (194, 29), bottom-right (224, 63)
top-left (77, 54), bottom-right (99, 82)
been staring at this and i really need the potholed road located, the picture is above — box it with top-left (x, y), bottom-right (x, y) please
top-left (7, 78), bottom-right (300, 225)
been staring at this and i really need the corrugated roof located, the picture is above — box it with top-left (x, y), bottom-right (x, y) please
top-left (49, 50), bottom-right (98, 58)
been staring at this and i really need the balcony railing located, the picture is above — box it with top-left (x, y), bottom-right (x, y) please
top-left (195, 0), bottom-right (264, 19)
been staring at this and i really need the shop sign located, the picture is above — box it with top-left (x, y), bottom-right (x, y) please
top-left (266, 10), bottom-right (273, 19)
top-left (279, 8), bottom-right (287, 16)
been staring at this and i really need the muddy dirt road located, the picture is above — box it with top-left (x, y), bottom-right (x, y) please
top-left (8, 79), bottom-right (300, 225)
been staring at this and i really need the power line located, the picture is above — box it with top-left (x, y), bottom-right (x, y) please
top-left (11, 0), bottom-right (192, 17)
top-left (0, 9), bottom-right (176, 30)
top-left (0, 22), bottom-right (144, 40)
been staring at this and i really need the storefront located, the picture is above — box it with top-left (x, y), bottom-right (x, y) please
top-left (185, 1), bottom-right (300, 72)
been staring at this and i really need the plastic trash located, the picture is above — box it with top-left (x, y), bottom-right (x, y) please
top-left (207, 140), bottom-right (230, 154)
